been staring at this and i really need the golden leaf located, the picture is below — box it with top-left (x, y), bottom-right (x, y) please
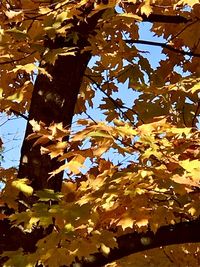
top-left (135, 218), bottom-right (149, 228)
top-left (117, 214), bottom-right (134, 230)
top-left (176, 0), bottom-right (199, 7)
top-left (139, 1), bottom-right (152, 17)
top-left (101, 243), bottom-right (110, 255)
top-left (12, 179), bottom-right (33, 196)
top-left (179, 159), bottom-right (200, 182)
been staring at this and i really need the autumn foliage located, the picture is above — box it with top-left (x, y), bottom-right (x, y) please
top-left (0, 0), bottom-right (200, 266)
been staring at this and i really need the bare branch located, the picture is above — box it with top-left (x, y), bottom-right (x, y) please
top-left (9, 109), bottom-right (28, 120)
top-left (84, 74), bottom-right (142, 124)
top-left (141, 13), bottom-right (191, 24)
top-left (125, 39), bottom-right (200, 58)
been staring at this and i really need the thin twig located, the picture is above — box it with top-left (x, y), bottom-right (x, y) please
top-left (9, 109), bottom-right (28, 120)
top-left (0, 51), bottom-right (36, 65)
top-left (84, 74), bottom-right (137, 124)
top-left (125, 39), bottom-right (200, 58)
top-left (84, 110), bottom-right (97, 124)
top-left (192, 101), bottom-right (200, 127)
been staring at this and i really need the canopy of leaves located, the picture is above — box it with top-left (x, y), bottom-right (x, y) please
top-left (0, 0), bottom-right (200, 266)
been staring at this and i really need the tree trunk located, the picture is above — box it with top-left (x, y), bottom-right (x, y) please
top-left (17, 9), bottom-right (103, 193)
top-left (18, 52), bottom-right (91, 192)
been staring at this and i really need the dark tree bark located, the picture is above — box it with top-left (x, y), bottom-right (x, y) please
top-left (17, 9), bottom-right (103, 193)
top-left (17, 52), bottom-right (91, 192)
top-left (78, 219), bottom-right (200, 267)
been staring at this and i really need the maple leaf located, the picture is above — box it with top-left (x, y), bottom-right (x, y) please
top-left (179, 159), bottom-right (200, 182)
top-left (176, 0), bottom-right (200, 7)
top-left (117, 213), bottom-right (135, 230)
top-left (139, 1), bottom-right (152, 17)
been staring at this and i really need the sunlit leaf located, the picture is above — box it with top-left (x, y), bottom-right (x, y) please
top-left (12, 179), bottom-right (33, 196)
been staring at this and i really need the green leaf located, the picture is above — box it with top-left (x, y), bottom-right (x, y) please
top-left (36, 189), bottom-right (63, 201)
top-left (5, 29), bottom-right (28, 39)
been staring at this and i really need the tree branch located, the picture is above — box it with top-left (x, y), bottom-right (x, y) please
top-left (141, 13), bottom-right (191, 24)
top-left (125, 39), bottom-right (200, 58)
top-left (9, 109), bottom-right (28, 120)
top-left (1, 219), bottom-right (200, 266)
top-left (84, 74), bottom-right (137, 124)
top-left (0, 51), bottom-right (36, 65)
top-left (192, 100), bottom-right (200, 127)
top-left (77, 219), bottom-right (200, 267)
top-left (17, 10), bottom-right (104, 195)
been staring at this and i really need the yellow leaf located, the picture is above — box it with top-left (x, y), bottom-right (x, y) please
top-left (29, 119), bottom-right (42, 132)
top-left (116, 125), bottom-right (137, 138)
top-left (105, 262), bottom-right (118, 267)
top-left (93, 139), bottom-right (112, 157)
top-left (117, 215), bottom-right (134, 230)
top-left (67, 155), bottom-right (86, 174)
top-left (39, 7), bottom-right (52, 15)
top-left (140, 236), bottom-right (152, 246)
top-left (169, 127), bottom-right (192, 136)
top-left (188, 207), bottom-right (196, 216)
top-left (179, 159), bottom-right (200, 182)
top-left (3, 249), bottom-right (36, 267)
top-left (29, 217), bottom-right (40, 228)
top-left (42, 142), bottom-right (68, 159)
top-left (113, 119), bottom-right (124, 126)
top-left (5, 28), bottom-right (28, 39)
top-left (68, 238), bottom-right (98, 259)
top-left (43, 248), bottom-right (74, 267)
top-left (138, 117), bottom-right (168, 134)
top-left (61, 181), bottom-right (77, 194)
top-left (117, 13), bottom-right (142, 21)
top-left (180, 159), bottom-right (200, 172)
top-left (64, 223), bottom-right (75, 232)
top-left (5, 10), bottom-right (23, 20)
top-left (12, 179), bottom-right (33, 196)
top-left (87, 131), bottom-right (113, 139)
top-left (140, 1), bottom-right (152, 17)
top-left (50, 155), bottom-right (85, 176)
top-left (190, 81), bottom-right (200, 94)
top-left (44, 47), bottom-right (76, 65)
top-left (176, 0), bottom-right (199, 7)
top-left (135, 218), bottom-right (149, 228)
top-left (101, 243), bottom-right (110, 255)
top-left (13, 64), bottom-right (52, 79)
top-left (7, 91), bottom-right (24, 102)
